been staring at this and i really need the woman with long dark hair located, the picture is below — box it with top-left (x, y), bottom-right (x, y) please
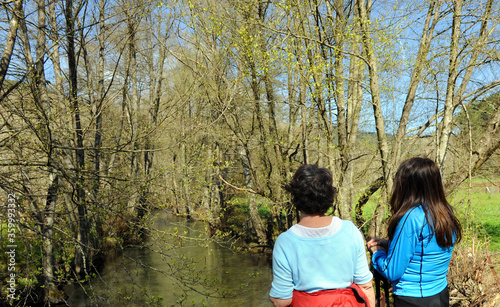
top-left (367, 157), bottom-right (462, 306)
top-left (270, 164), bottom-right (375, 307)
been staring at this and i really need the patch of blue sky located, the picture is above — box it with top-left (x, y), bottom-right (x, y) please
top-left (362, 0), bottom-right (500, 136)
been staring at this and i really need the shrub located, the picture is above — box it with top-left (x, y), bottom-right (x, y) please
top-left (448, 229), bottom-right (500, 306)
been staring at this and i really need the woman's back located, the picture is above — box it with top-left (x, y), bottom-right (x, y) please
top-left (372, 206), bottom-right (455, 297)
top-left (270, 218), bottom-right (372, 297)
top-left (270, 164), bottom-right (375, 307)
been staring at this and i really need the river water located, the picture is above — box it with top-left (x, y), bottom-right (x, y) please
top-left (65, 211), bottom-right (273, 306)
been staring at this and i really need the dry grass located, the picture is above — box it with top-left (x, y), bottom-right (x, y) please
top-left (448, 232), bottom-right (500, 306)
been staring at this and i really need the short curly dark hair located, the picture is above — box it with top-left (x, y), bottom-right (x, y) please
top-left (285, 164), bottom-right (337, 215)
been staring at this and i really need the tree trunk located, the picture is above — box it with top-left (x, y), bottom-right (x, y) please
top-left (203, 143), bottom-right (223, 234)
top-left (240, 148), bottom-right (267, 246)
top-left (357, 0), bottom-right (391, 237)
top-left (390, 0), bottom-right (441, 172)
top-left (48, 0), bottom-right (64, 96)
top-left (124, 9), bottom-right (141, 217)
top-left (0, 0), bottom-right (23, 91)
top-left (437, 0), bottom-right (493, 174)
top-left (437, 0), bottom-right (463, 172)
top-left (42, 171), bottom-right (65, 304)
top-left (65, 0), bottom-right (89, 276)
top-left (91, 0), bottom-right (106, 248)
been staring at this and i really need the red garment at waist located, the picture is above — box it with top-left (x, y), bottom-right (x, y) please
top-left (291, 283), bottom-right (369, 307)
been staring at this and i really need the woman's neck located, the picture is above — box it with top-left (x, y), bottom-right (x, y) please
top-left (298, 212), bottom-right (332, 228)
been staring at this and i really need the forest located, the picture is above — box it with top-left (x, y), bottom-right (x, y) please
top-left (1, 0), bottom-right (500, 305)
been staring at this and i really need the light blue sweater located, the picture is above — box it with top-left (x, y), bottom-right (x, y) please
top-left (372, 205), bottom-right (455, 297)
top-left (270, 220), bottom-right (373, 299)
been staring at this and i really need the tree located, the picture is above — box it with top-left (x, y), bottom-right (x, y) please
top-left (353, 0), bottom-right (500, 236)
top-left (1, 0), bottom-right (500, 304)
top-left (0, 0), bottom-right (23, 95)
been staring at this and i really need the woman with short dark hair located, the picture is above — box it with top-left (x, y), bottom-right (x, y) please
top-left (367, 157), bottom-right (462, 306)
top-left (270, 164), bottom-right (375, 307)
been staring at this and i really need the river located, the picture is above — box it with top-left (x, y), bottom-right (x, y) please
top-left (65, 211), bottom-right (273, 306)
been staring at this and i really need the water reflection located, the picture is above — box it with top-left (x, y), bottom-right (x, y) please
top-left (66, 212), bottom-right (273, 306)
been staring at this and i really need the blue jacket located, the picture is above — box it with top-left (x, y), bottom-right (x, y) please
top-left (372, 205), bottom-right (454, 297)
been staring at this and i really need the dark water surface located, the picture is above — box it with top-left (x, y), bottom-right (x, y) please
top-left (65, 212), bottom-right (273, 306)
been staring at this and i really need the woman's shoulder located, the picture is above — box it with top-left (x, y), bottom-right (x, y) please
top-left (404, 205), bottom-right (426, 218)
top-left (339, 218), bottom-right (355, 228)
top-left (337, 218), bottom-right (363, 236)
top-left (273, 231), bottom-right (294, 250)
top-left (399, 205), bottom-right (427, 228)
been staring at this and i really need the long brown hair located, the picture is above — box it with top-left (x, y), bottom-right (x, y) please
top-left (387, 157), bottom-right (462, 248)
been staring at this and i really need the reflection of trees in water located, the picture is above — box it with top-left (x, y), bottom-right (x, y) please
top-left (66, 213), bottom-right (272, 306)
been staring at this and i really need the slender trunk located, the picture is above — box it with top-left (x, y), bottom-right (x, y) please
top-left (48, 0), bottom-right (64, 96)
top-left (0, 0), bottom-right (23, 91)
top-left (91, 0), bottom-right (105, 244)
top-left (125, 12), bottom-right (141, 216)
top-left (105, 73), bottom-right (127, 178)
top-left (249, 61), bottom-right (273, 192)
top-left (18, 7), bottom-right (33, 71)
top-left (356, 0), bottom-right (390, 186)
top-left (139, 27), bottom-right (166, 218)
top-left (437, 0), bottom-right (493, 173)
top-left (293, 37), bottom-right (309, 165)
top-left (65, 0), bottom-right (89, 276)
top-left (357, 0), bottom-right (391, 237)
top-left (35, 0), bottom-right (46, 90)
top-left (94, 0), bottom-right (104, 199)
top-left (346, 10), bottom-right (366, 222)
top-left (437, 0), bottom-right (462, 172)
top-left (243, 2), bottom-right (274, 194)
top-left (240, 148), bottom-right (267, 246)
top-left (287, 65), bottom-right (300, 168)
top-left (203, 143), bottom-right (222, 234)
top-left (390, 0), bottom-right (441, 172)
top-left (299, 71), bottom-right (308, 165)
top-left (179, 111), bottom-right (192, 218)
top-left (330, 0), bottom-right (354, 220)
top-left (42, 171), bottom-right (64, 303)
top-left (35, 0), bottom-right (65, 302)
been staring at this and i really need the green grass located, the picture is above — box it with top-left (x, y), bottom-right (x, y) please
top-left (227, 196), bottom-right (273, 219)
top-left (449, 184), bottom-right (500, 252)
